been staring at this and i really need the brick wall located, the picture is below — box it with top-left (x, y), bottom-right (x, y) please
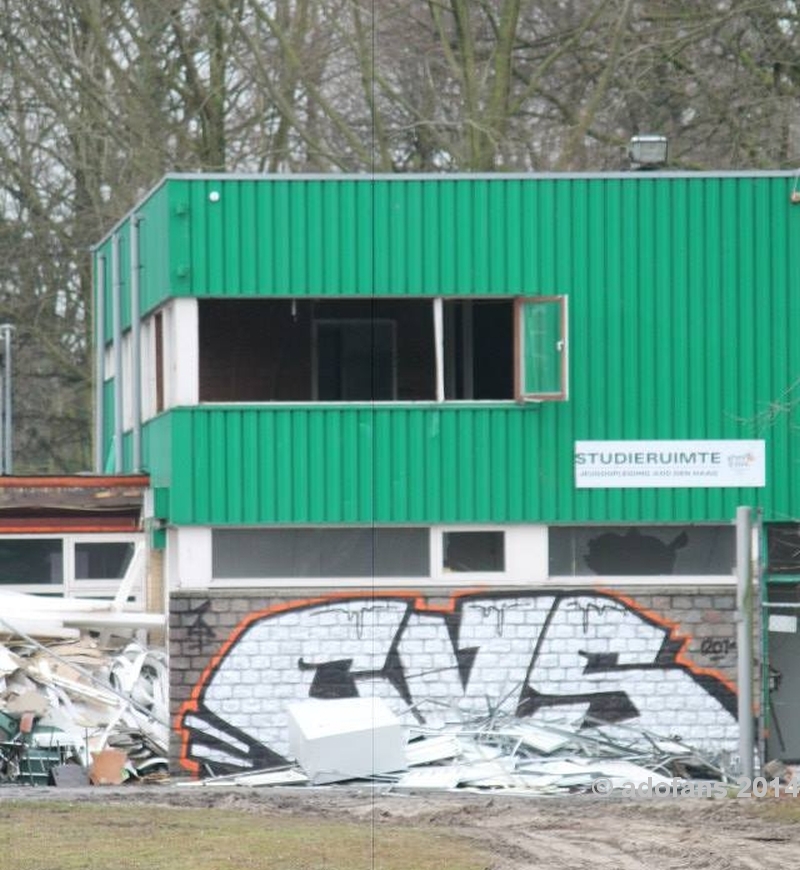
top-left (169, 586), bottom-right (742, 777)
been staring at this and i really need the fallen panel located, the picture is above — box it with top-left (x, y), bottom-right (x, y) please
top-left (50, 764), bottom-right (91, 787)
top-left (505, 722), bottom-right (574, 754)
top-left (405, 734), bottom-right (462, 766)
top-left (286, 697), bottom-right (406, 785)
top-left (394, 767), bottom-right (463, 790)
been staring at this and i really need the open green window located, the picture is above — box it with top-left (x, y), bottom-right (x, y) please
top-left (514, 296), bottom-right (569, 401)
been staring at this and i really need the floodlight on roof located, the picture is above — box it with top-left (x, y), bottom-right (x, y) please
top-left (628, 135), bottom-right (668, 170)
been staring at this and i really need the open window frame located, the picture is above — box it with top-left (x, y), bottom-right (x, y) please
top-left (514, 296), bottom-right (569, 402)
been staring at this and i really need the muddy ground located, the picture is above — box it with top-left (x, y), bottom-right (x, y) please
top-left (1, 783), bottom-right (797, 868)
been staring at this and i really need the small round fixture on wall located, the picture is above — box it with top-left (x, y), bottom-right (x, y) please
top-left (209, 190), bottom-right (220, 203)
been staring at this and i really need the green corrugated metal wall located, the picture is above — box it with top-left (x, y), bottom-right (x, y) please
top-left (98, 173), bottom-right (800, 525)
top-left (142, 404), bottom-right (781, 525)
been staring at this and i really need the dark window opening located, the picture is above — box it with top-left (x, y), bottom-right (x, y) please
top-left (444, 301), bottom-right (513, 399)
top-left (74, 542), bottom-right (135, 580)
top-left (314, 319), bottom-right (397, 400)
top-left (443, 531), bottom-right (505, 572)
top-left (767, 524), bottom-right (800, 574)
top-left (549, 525), bottom-right (735, 576)
top-left (198, 297), bottom-right (564, 403)
top-left (213, 528), bottom-right (429, 578)
top-left (0, 539), bottom-right (63, 585)
top-left (199, 299), bottom-right (435, 402)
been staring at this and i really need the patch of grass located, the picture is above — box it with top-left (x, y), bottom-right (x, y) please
top-left (0, 802), bottom-right (492, 870)
top-left (751, 798), bottom-right (800, 823)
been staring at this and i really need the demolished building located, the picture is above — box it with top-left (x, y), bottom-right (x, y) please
top-left (17, 169), bottom-right (794, 783)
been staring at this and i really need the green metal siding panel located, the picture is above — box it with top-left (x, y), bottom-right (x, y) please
top-left (114, 174), bottom-right (800, 524)
top-left (141, 412), bottom-right (173, 489)
top-left (137, 185), bottom-right (173, 314)
top-left (101, 380), bottom-right (115, 471)
top-left (144, 405), bottom-right (777, 526)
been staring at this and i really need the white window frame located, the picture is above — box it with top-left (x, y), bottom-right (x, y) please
top-left (0, 533), bottom-right (145, 601)
top-left (189, 525), bottom-right (550, 589)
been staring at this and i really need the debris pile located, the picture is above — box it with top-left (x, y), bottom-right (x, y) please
top-left (186, 697), bottom-right (735, 795)
top-left (391, 715), bottom-right (734, 795)
top-left (0, 592), bottom-right (168, 786)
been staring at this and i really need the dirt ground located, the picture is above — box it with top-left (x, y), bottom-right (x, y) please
top-left (1, 783), bottom-right (798, 869)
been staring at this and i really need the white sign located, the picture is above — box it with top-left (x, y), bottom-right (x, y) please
top-left (574, 439), bottom-right (765, 489)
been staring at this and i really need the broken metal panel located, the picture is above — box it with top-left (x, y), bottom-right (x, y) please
top-left (0, 615), bottom-right (168, 786)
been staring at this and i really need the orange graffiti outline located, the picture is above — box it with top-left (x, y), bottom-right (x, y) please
top-left (176, 586), bottom-right (738, 775)
top-left (601, 588), bottom-right (739, 697)
top-left (176, 587), bottom-right (489, 774)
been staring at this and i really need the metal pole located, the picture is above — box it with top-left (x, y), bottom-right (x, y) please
top-left (433, 298), bottom-right (444, 402)
top-left (0, 324), bottom-right (14, 474)
top-left (737, 505), bottom-right (754, 778)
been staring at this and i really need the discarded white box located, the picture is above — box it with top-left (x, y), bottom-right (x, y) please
top-left (286, 697), bottom-right (406, 784)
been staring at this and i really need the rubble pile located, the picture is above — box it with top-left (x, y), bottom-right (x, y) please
top-left (0, 593), bottom-right (168, 786)
top-left (188, 697), bottom-right (735, 796)
top-left (392, 716), bottom-right (734, 795)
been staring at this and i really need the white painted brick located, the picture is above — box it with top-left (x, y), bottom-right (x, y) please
top-left (412, 654), bottom-right (434, 670)
top-left (210, 668), bottom-right (239, 687)
top-left (422, 640), bottom-right (449, 655)
top-left (258, 641), bottom-right (281, 655)
top-left (316, 612), bottom-right (337, 626)
top-left (544, 624), bottom-right (573, 640)
top-left (625, 639), bottom-right (650, 653)
top-left (250, 656), bottom-right (271, 669)
top-left (276, 611), bottom-right (300, 627)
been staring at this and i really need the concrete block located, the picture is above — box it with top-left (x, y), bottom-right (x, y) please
top-left (286, 697), bottom-right (407, 784)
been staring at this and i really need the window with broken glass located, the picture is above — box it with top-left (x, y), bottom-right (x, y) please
top-left (548, 525), bottom-right (736, 577)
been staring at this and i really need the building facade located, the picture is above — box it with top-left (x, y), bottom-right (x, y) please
top-left (93, 172), bottom-right (800, 776)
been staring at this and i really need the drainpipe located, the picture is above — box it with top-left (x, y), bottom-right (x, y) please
top-left (94, 254), bottom-right (106, 473)
top-left (737, 505), bottom-right (754, 778)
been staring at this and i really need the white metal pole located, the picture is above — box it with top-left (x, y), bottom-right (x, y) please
top-left (736, 505), bottom-right (754, 778)
top-left (4, 326), bottom-right (10, 474)
top-left (433, 298), bottom-right (444, 402)
top-left (0, 324), bottom-right (13, 474)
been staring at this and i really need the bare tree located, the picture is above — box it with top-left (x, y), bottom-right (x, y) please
top-left (1, 0), bottom-right (800, 471)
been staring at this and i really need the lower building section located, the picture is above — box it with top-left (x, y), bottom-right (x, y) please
top-left (169, 585), bottom-right (739, 777)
